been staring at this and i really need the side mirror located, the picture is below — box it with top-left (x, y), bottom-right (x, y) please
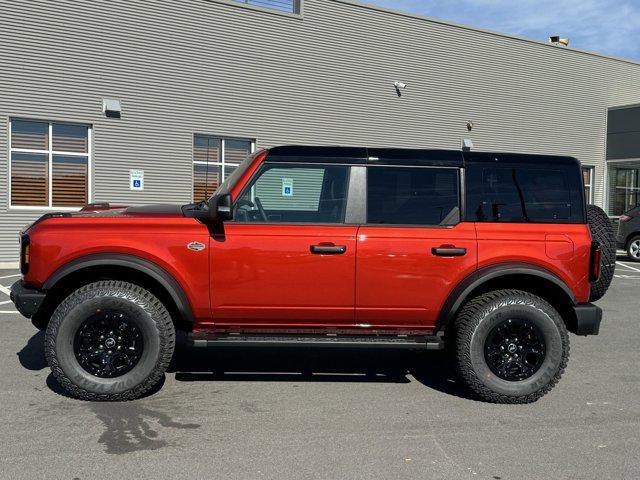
top-left (210, 193), bottom-right (233, 222)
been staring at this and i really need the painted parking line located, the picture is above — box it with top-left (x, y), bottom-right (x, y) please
top-left (0, 285), bottom-right (10, 296)
top-left (0, 274), bottom-right (20, 280)
top-left (616, 261), bottom-right (640, 273)
top-left (0, 300), bottom-right (12, 306)
top-left (0, 311), bottom-right (19, 314)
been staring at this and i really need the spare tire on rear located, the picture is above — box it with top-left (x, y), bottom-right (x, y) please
top-left (587, 204), bottom-right (615, 302)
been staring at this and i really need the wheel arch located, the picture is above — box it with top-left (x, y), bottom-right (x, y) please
top-left (437, 263), bottom-right (578, 335)
top-left (37, 253), bottom-right (195, 331)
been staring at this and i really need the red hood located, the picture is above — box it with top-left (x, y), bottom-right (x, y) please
top-left (25, 204), bottom-right (186, 232)
top-left (77, 203), bottom-right (185, 218)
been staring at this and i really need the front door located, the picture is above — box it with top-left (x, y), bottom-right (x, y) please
top-left (210, 163), bottom-right (357, 327)
top-left (355, 165), bottom-right (477, 328)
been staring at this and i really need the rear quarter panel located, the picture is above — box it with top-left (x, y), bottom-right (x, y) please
top-left (475, 223), bottom-right (592, 303)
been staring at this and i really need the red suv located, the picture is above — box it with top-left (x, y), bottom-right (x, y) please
top-left (10, 146), bottom-right (615, 403)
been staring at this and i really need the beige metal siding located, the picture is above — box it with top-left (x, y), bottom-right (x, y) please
top-left (1, 0), bottom-right (640, 261)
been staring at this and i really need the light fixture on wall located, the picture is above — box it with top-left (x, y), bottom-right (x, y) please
top-left (103, 98), bottom-right (122, 118)
top-left (466, 120), bottom-right (474, 131)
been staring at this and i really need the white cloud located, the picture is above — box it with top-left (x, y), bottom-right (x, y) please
top-left (365, 0), bottom-right (640, 61)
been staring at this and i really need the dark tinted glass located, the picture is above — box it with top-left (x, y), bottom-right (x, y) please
top-left (466, 164), bottom-right (584, 223)
top-left (367, 167), bottom-right (460, 225)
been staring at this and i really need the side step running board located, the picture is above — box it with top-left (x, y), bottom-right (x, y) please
top-left (188, 332), bottom-right (444, 350)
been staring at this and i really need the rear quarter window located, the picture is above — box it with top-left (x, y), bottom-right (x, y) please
top-left (465, 164), bottom-right (585, 223)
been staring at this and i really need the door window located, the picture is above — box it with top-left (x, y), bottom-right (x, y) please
top-left (366, 167), bottom-right (460, 225)
top-left (235, 164), bottom-right (349, 223)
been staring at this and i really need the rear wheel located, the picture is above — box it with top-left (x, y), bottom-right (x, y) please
top-left (454, 290), bottom-right (569, 404)
top-left (626, 235), bottom-right (640, 262)
top-left (44, 281), bottom-right (175, 401)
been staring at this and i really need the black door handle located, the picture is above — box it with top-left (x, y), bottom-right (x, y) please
top-left (310, 244), bottom-right (347, 255)
top-left (432, 247), bottom-right (467, 257)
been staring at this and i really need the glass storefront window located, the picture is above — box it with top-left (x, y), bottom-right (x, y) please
top-left (608, 161), bottom-right (640, 216)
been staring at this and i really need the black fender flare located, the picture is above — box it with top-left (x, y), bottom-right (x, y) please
top-left (436, 262), bottom-right (576, 331)
top-left (43, 253), bottom-right (195, 324)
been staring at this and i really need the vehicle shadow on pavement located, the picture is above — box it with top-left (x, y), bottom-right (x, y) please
top-left (16, 330), bottom-right (47, 371)
top-left (17, 331), bottom-right (475, 401)
top-left (170, 334), bottom-right (475, 400)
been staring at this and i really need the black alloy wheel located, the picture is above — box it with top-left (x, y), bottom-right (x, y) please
top-left (483, 318), bottom-right (546, 381)
top-left (74, 310), bottom-right (144, 378)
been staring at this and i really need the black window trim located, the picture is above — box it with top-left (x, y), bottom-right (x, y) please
top-left (363, 165), bottom-right (464, 228)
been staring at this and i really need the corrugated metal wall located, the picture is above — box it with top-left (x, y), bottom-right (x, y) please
top-left (1, 0), bottom-right (639, 262)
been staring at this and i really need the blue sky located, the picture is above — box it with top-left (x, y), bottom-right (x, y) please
top-left (364, 0), bottom-right (640, 61)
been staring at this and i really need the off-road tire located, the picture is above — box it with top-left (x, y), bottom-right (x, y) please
top-left (626, 235), bottom-right (640, 262)
top-left (587, 204), bottom-right (615, 301)
top-left (455, 290), bottom-right (569, 404)
top-left (44, 281), bottom-right (175, 401)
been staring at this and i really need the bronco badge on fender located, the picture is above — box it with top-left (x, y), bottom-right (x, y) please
top-left (187, 241), bottom-right (206, 251)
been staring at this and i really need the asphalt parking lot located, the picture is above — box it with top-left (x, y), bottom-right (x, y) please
top-left (1, 263), bottom-right (639, 480)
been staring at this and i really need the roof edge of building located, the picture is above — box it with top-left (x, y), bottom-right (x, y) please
top-left (331, 0), bottom-right (640, 68)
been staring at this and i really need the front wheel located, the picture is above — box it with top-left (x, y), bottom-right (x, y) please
top-left (45, 281), bottom-right (175, 401)
top-left (454, 290), bottom-right (569, 404)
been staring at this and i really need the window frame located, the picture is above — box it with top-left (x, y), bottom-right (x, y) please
top-left (582, 165), bottom-right (595, 204)
top-left (607, 160), bottom-right (640, 216)
top-left (230, 161), bottom-right (354, 225)
top-left (8, 118), bottom-right (92, 211)
top-left (218, 0), bottom-right (304, 17)
top-left (364, 164), bottom-right (463, 228)
top-left (192, 134), bottom-right (255, 202)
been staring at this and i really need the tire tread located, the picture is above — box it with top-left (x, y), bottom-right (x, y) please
top-left (455, 289), bottom-right (569, 404)
top-left (587, 204), bottom-right (615, 301)
top-left (44, 280), bottom-right (175, 401)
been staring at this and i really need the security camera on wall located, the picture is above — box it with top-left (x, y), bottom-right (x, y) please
top-left (394, 81), bottom-right (407, 97)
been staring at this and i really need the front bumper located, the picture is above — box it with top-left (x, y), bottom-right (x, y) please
top-left (573, 303), bottom-right (602, 336)
top-left (10, 281), bottom-right (45, 318)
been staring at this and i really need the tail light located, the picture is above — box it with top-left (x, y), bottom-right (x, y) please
top-left (590, 241), bottom-right (601, 282)
top-left (20, 234), bottom-right (30, 274)
top-left (619, 214), bottom-right (633, 222)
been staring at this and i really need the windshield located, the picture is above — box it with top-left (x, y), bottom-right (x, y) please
top-left (212, 149), bottom-right (265, 199)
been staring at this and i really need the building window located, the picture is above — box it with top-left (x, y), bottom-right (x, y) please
top-left (232, 0), bottom-right (302, 14)
top-left (608, 162), bottom-right (640, 216)
top-left (10, 119), bottom-right (90, 208)
top-left (582, 166), bottom-right (594, 204)
top-left (193, 135), bottom-right (254, 201)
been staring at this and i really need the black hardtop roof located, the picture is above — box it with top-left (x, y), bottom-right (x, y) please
top-left (265, 145), bottom-right (581, 168)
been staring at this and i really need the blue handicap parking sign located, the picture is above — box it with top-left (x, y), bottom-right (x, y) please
top-left (133, 180), bottom-right (141, 188)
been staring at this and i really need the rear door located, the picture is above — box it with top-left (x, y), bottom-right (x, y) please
top-left (210, 162), bottom-right (358, 326)
top-left (355, 165), bottom-right (477, 328)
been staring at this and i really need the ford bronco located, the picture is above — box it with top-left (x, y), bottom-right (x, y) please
top-left (10, 146), bottom-right (615, 403)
